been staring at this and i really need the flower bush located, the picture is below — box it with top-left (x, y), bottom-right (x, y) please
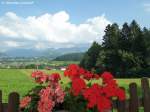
top-left (20, 71), bottom-right (65, 112)
top-left (63, 64), bottom-right (126, 112)
top-left (20, 64), bottom-right (125, 112)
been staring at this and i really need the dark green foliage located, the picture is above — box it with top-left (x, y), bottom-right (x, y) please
top-left (63, 93), bottom-right (87, 112)
top-left (80, 20), bottom-right (150, 77)
top-left (103, 23), bottom-right (120, 49)
top-left (54, 52), bottom-right (84, 61)
top-left (25, 64), bottom-right (37, 69)
top-left (80, 41), bottom-right (102, 70)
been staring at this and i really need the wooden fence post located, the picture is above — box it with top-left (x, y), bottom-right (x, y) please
top-left (141, 77), bottom-right (150, 112)
top-left (0, 90), bottom-right (3, 112)
top-left (129, 83), bottom-right (139, 112)
top-left (117, 87), bottom-right (126, 112)
top-left (7, 92), bottom-right (19, 112)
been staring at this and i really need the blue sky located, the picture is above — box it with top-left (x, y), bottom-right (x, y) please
top-left (0, 0), bottom-right (150, 51)
top-left (0, 0), bottom-right (150, 26)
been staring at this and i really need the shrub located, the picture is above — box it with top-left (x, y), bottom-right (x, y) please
top-left (20, 71), bottom-right (65, 112)
top-left (63, 64), bottom-right (126, 112)
top-left (20, 64), bottom-right (125, 112)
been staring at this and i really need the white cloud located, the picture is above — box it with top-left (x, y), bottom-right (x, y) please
top-left (3, 41), bottom-right (20, 47)
top-left (0, 26), bottom-right (18, 37)
top-left (35, 42), bottom-right (47, 50)
top-left (0, 11), bottom-right (111, 50)
top-left (144, 3), bottom-right (150, 12)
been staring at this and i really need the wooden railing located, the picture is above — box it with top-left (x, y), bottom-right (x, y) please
top-left (0, 91), bottom-right (19, 112)
top-left (0, 77), bottom-right (150, 112)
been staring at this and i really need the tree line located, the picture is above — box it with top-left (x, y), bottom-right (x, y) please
top-left (80, 20), bottom-right (150, 78)
top-left (54, 52), bottom-right (84, 61)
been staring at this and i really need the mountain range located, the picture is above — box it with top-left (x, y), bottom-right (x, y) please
top-left (0, 47), bottom-right (88, 59)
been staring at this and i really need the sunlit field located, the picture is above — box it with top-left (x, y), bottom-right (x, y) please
top-left (0, 69), bottom-right (67, 102)
top-left (0, 69), bottom-right (149, 102)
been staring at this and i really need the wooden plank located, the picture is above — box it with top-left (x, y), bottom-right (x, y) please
top-left (141, 77), bottom-right (150, 112)
top-left (2, 103), bottom-right (8, 112)
top-left (117, 87), bottom-right (126, 112)
top-left (129, 83), bottom-right (139, 112)
top-left (7, 92), bottom-right (19, 112)
top-left (117, 100), bottom-right (126, 112)
top-left (0, 90), bottom-right (3, 112)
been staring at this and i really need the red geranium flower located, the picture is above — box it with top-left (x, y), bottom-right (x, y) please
top-left (83, 71), bottom-right (94, 80)
top-left (116, 88), bottom-right (126, 101)
top-left (31, 71), bottom-right (48, 84)
top-left (102, 79), bottom-right (118, 97)
top-left (64, 64), bottom-right (81, 79)
top-left (64, 64), bottom-right (126, 112)
top-left (20, 96), bottom-right (31, 108)
top-left (48, 73), bottom-right (61, 83)
top-left (83, 84), bottom-right (102, 108)
top-left (97, 96), bottom-right (111, 112)
top-left (71, 78), bottom-right (86, 96)
top-left (101, 72), bottom-right (114, 84)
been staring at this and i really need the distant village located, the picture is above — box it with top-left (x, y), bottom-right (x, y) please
top-left (0, 57), bottom-right (75, 70)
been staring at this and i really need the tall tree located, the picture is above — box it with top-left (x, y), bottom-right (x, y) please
top-left (80, 41), bottom-right (101, 70)
top-left (143, 27), bottom-right (150, 66)
top-left (103, 23), bottom-right (120, 50)
top-left (130, 20), bottom-right (147, 67)
top-left (101, 23), bottom-right (121, 75)
top-left (119, 23), bottom-right (132, 50)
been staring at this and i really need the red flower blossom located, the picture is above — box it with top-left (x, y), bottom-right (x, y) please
top-left (38, 86), bottom-right (65, 112)
top-left (38, 99), bottom-right (54, 112)
top-left (97, 96), bottom-right (111, 112)
top-left (83, 71), bottom-right (94, 80)
top-left (79, 67), bottom-right (86, 75)
top-left (94, 74), bottom-right (100, 79)
top-left (31, 71), bottom-right (48, 84)
top-left (48, 73), bottom-right (61, 83)
top-left (71, 78), bottom-right (86, 96)
top-left (64, 64), bottom-right (81, 79)
top-left (116, 88), bottom-right (126, 101)
top-left (55, 84), bottom-right (65, 103)
top-left (39, 87), bottom-right (54, 101)
top-left (20, 96), bottom-right (31, 108)
top-left (83, 84), bottom-right (102, 108)
top-left (64, 64), bottom-right (100, 81)
top-left (101, 72), bottom-right (114, 84)
top-left (102, 80), bottom-right (118, 97)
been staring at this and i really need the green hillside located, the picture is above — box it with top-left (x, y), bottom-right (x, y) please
top-left (54, 52), bottom-right (84, 61)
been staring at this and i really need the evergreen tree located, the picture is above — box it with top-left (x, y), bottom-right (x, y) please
top-left (143, 27), bottom-right (150, 66)
top-left (101, 23), bottom-right (121, 75)
top-left (80, 41), bottom-right (101, 70)
top-left (130, 20), bottom-right (147, 67)
top-left (119, 23), bottom-right (132, 50)
top-left (103, 23), bottom-right (120, 49)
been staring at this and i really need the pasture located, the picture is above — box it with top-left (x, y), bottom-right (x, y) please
top-left (0, 69), bottom-right (149, 102)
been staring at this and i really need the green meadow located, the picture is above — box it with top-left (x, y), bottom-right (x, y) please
top-left (0, 69), bottom-right (149, 102)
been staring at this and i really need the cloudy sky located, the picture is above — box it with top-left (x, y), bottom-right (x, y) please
top-left (0, 0), bottom-right (150, 51)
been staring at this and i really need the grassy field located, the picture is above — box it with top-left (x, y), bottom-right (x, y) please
top-left (0, 69), bottom-right (67, 102)
top-left (0, 69), bottom-right (149, 103)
